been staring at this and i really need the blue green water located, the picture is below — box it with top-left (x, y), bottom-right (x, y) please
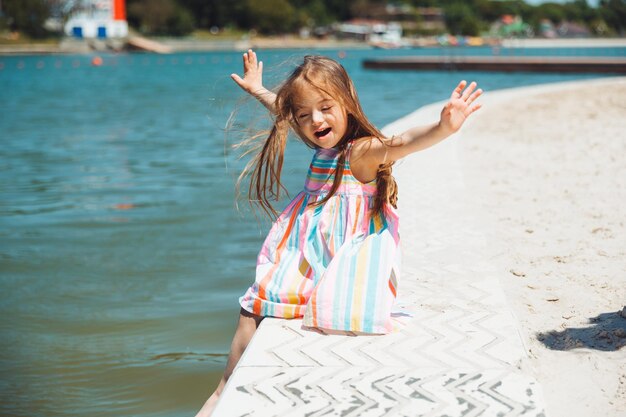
top-left (0, 46), bottom-right (622, 416)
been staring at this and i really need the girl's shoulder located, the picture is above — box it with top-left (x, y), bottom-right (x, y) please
top-left (348, 136), bottom-right (387, 184)
top-left (349, 136), bottom-right (389, 164)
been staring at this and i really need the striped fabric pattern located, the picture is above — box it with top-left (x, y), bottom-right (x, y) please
top-left (239, 142), bottom-right (401, 334)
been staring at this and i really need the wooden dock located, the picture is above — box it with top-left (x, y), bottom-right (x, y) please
top-left (363, 55), bottom-right (626, 73)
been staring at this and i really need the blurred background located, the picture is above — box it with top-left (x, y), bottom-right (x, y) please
top-left (0, 0), bottom-right (625, 51)
top-left (1, 1), bottom-right (625, 417)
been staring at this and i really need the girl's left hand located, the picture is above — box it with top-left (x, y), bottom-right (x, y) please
top-left (439, 80), bottom-right (482, 134)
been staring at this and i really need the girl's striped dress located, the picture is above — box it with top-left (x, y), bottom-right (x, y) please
top-left (239, 141), bottom-right (401, 334)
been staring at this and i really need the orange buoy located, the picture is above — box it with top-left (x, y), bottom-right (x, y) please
top-left (338, 51), bottom-right (346, 59)
top-left (91, 56), bottom-right (103, 66)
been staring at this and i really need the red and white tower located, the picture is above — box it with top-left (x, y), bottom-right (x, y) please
top-left (65, 0), bottom-right (129, 39)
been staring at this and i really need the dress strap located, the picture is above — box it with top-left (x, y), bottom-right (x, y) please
top-left (344, 141), bottom-right (355, 171)
top-left (344, 140), bottom-right (376, 186)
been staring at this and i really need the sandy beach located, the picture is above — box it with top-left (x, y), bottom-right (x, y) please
top-left (455, 76), bottom-right (626, 416)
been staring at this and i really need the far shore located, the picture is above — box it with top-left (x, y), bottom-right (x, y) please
top-left (1, 35), bottom-right (625, 56)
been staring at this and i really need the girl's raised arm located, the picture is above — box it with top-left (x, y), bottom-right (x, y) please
top-left (355, 80), bottom-right (482, 170)
top-left (231, 49), bottom-right (277, 113)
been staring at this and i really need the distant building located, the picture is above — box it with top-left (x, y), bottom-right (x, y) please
top-left (557, 21), bottom-right (591, 38)
top-left (539, 19), bottom-right (557, 38)
top-left (415, 7), bottom-right (446, 33)
top-left (349, 3), bottom-right (445, 34)
top-left (334, 19), bottom-right (402, 45)
top-left (64, 0), bottom-right (128, 39)
top-left (490, 15), bottom-right (532, 37)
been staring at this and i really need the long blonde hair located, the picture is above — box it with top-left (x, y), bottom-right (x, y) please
top-left (238, 55), bottom-right (397, 218)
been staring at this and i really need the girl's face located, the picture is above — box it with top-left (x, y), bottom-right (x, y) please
top-left (293, 86), bottom-right (348, 149)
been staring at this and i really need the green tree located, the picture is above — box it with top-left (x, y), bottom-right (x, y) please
top-left (599, 0), bottom-right (626, 34)
top-left (305, 0), bottom-right (335, 26)
top-left (474, 0), bottom-right (532, 23)
top-left (443, 2), bottom-right (481, 35)
top-left (561, 0), bottom-right (599, 23)
top-left (242, 0), bottom-right (297, 34)
top-left (323, 0), bottom-right (354, 22)
top-left (166, 5), bottom-right (194, 35)
top-left (2, 0), bottom-right (50, 38)
top-left (127, 0), bottom-right (194, 36)
top-left (176, 0), bottom-right (246, 29)
top-left (535, 2), bottom-right (566, 24)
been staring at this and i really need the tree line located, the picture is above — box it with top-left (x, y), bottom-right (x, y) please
top-left (1, 0), bottom-right (624, 39)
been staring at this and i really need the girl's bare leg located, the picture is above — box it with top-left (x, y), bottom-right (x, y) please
top-left (194, 308), bottom-right (264, 417)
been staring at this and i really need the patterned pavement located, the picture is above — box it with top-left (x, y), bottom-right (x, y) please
top-left (212, 100), bottom-right (547, 416)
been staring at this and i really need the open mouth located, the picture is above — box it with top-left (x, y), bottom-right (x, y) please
top-left (314, 127), bottom-right (332, 138)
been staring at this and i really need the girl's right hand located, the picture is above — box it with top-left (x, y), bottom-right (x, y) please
top-left (231, 49), bottom-right (265, 96)
top-left (231, 49), bottom-right (277, 113)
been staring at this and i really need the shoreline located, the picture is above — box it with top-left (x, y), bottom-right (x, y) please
top-left (1, 36), bottom-right (625, 56)
top-left (0, 37), bottom-right (370, 55)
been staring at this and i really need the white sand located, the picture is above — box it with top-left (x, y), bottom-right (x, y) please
top-left (454, 76), bottom-right (626, 416)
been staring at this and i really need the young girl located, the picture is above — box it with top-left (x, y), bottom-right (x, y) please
top-left (196, 49), bottom-right (482, 416)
